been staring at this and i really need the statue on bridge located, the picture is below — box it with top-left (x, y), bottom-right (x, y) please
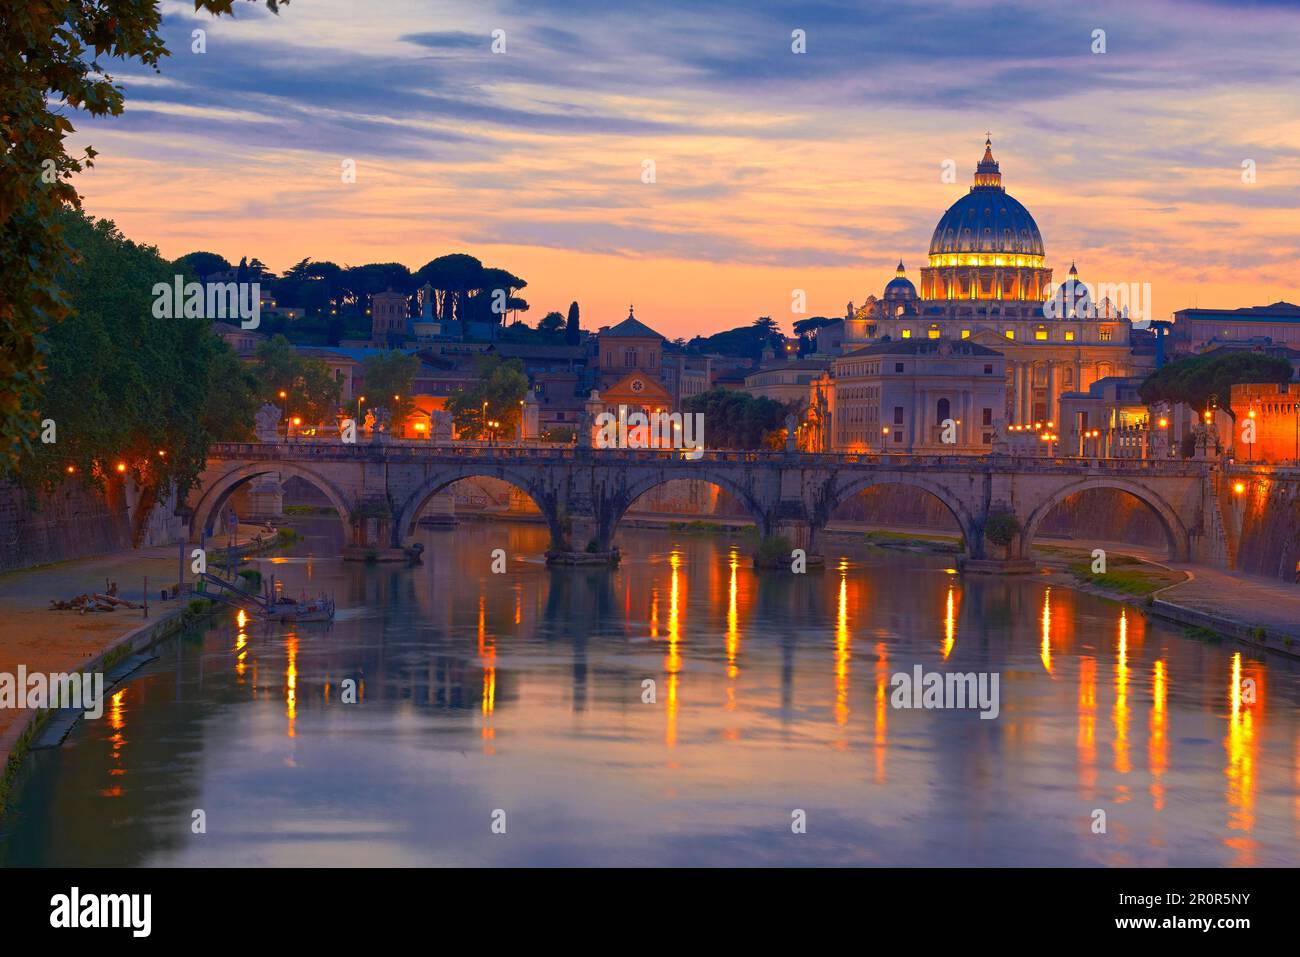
top-left (255, 403), bottom-right (282, 443)
top-left (370, 406), bottom-right (391, 443)
top-left (429, 409), bottom-right (453, 442)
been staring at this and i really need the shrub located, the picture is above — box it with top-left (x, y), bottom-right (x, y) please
top-left (753, 534), bottom-right (793, 568)
top-left (983, 512), bottom-right (1021, 547)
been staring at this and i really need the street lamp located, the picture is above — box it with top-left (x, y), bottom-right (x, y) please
top-left (1247, 407), bottom-right (1256, 463)
top-left (1294, 401), bottom-right (1299, 466)
top-left (357, 395), bottom-right (366, 426)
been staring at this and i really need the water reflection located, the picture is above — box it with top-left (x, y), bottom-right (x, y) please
top-left (3, 519), bottom-right (1300, 867)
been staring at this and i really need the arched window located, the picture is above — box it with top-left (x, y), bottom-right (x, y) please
top-left (937, 397), bottom-right (951, 424)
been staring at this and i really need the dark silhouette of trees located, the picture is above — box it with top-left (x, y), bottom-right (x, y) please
top-left (565, 301), bottom-right (581, 345)
top-left (1139, 352), bottom-right (1293, 420)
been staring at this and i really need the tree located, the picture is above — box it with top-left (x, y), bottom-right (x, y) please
top-left (446, 356), bottom-right (528, 439)
top-left (565, 301), bottom-right (581, 345)
top-left (477, 266), bottom-right (527, 325)
top-left (361, 352), bottom-right (420, 422)
top-left (345, 262), bottom-right (413, 302)
top-left (17, 209), bottom-right (252, 493)
top-left (203, 345), bottom-right (260, 443)
top-left (538, 311), bottom-right (565, 337)
top-left (682, 388), bottom-right (796, 449)
top-left (688, 324), bottom-right (773, 360)
top-left (177, 251), bottom-right (232, 278)
top-left (414, 254), bottom-right (484, 324)
top-left (253, 335), bottom-right (340, 428)
top-left (0, 0), bottom-right (286, 468)
top-left (1139, 352), bottom-right (1293, 420)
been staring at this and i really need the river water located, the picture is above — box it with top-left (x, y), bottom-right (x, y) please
top-left (2, 518), bottom-right (1297, 866)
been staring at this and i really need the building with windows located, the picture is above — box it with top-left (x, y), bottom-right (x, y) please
top-left (1171, 302), bottom-right (1300, 354)
top-left (1057, 376), bottom-right (1155, 458)
top-left (743, 357), bottom-right (834, 404)
top-left (596, 308), bottom-right (663, 389)
top-left (841, 139), bottom-right (1147, 429)
top-left (1231, 382), bottom-right (1300, 465)
top-left (831, 338), bottom-right (1005, 453)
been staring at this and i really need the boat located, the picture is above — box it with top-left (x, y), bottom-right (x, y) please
top-left (262, 593), bottom-right (335, 622)
top-left (196, 572), bottom-right (335, 623)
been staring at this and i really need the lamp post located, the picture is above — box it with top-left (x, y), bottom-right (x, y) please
top-left (357, 395), bottom-right (366, 429)
top-left (1294, 401), bottom-right (1299, 466)
top-left (1248, 407), bottom-right (1256, 464)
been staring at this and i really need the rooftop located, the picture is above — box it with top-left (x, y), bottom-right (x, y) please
top-left (1175, 301), bottom-right (1300, 321)
top-left (600, 307), bottom-right (665, 340)
top-left (841, 338), bottom-right (1004, 359)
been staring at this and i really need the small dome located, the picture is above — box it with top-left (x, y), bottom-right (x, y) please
top-left (1049, 262), bottom-right (1092, 318)
top-left (883, 260), bottom-right (918, 302)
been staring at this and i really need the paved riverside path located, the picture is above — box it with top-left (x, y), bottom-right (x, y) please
top-left (1030, 536), bottom-right (1300, 645)
top-left (0, 525), bottom-right (269, 754)
top-left (1155, 564), bottom-right (1300, 642)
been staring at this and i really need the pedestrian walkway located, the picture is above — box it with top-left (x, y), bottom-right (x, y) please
top-left (0, 524), bottom-right (270, 749)
top-left (1158, 565), bottom-right (1300, 641)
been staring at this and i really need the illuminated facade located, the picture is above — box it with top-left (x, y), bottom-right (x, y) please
top-left (831, 338), bottom-right (1005, 453)
top-left (843, 139), bottom-right (1148, 429)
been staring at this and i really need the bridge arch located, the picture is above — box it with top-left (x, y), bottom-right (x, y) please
top-left (825, 473), bottom-right (980, 556)
top-left (396, 466), bottom-right (561, 544)
top-left (600, 469), bottom-right (768, 548)
top-left (1020, 477), bottom-right (1190, 562)
top-left (189, 460), bottom-right (354, 541)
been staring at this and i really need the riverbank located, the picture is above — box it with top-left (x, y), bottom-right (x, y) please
top-left (0, 524), bottom-right (275, 814)
top-left (1031, 542), bottom-right (1300, 660)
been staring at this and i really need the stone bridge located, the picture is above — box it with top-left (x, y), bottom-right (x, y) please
top-left (187, 442), bottom-right (1228, 571)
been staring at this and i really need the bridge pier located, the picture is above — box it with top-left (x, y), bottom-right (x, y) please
top-left (343, 500), bottom-right (409, 562)
top-left (754, 506), bottom-right (824, 571)
top-left (546, 513), bottom-right (620, 566)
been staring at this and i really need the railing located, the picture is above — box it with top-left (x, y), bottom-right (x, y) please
top-left (208, 441), bottom-right (1214, 475)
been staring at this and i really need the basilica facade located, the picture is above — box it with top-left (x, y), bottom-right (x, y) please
top-left (841, 139), bottom-right (1148, 430)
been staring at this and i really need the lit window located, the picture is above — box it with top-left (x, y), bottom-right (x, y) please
top-left (901, 329), bottom-right (912, 339)
top-left (1005, 330), bottom-right (1015, 340)
top-left (1099, 328), bottom-right (1112, 342)
top-left (960, 329), bottom-right (971, 339)
top-left (928, 327), bottom-right (940, 339)
top-left (1034, 328), bottom-right (1048, 341)
top-left (1064, 330), bottom-right (1075, 342)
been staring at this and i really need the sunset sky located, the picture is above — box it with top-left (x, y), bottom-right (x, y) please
top-left (68, 0), bottom-right (1300, 340)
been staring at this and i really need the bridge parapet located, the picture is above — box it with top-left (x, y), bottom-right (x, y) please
top-left (198, 442), bottom-right (1222, 570)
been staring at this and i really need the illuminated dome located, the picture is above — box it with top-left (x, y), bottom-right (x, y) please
top-left (883, 261), bottom-right (918, 301)
top-left (918, 138), bottom-right (1052, 304)
top-left (928, 140), bottom-right (1045, 260)
top-left (1050, 261), bottom-right (1092, 318)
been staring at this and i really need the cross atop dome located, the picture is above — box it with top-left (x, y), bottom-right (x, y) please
top-left (896, 260), bottom-right (906, 277)
top-left (973, 136), bottom-right (1002, 190)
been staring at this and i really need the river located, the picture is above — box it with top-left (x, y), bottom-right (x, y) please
top-left (2, 518), bottom-right (1297, 866)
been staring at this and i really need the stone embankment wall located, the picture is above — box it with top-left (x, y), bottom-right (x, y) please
top-left (0, 478), bottom-right (183, 573)
top-left (1233, 474), bottom-right (1300, 583)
